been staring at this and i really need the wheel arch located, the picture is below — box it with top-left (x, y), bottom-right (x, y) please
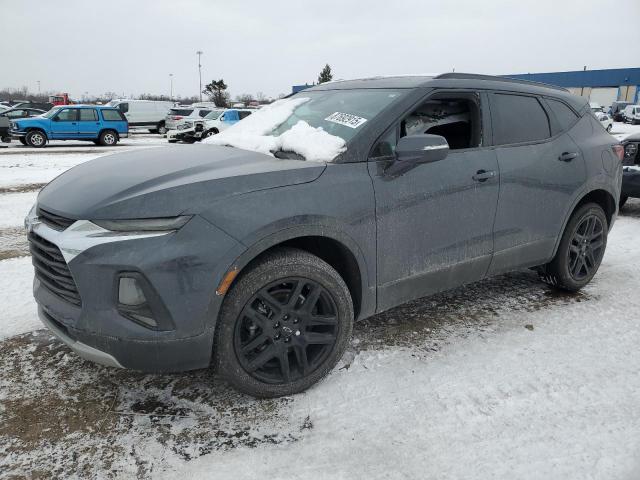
top-left (26, 127), bottom-right (48, 138)
top-left (218, 227), bottom-right (373, 322)
top-left (552, 188), bottom-right (616, 257)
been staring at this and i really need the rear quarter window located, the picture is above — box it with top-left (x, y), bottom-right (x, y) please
top-left (170, 109), bottom-right (194, 116)
top-left (545, 98), bottom-right (579, 132)
top-left (102, 109), bottom-right (126, 121)
top-left (491, 93), bottom-right (551, 145)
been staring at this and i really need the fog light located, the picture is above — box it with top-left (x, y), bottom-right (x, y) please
top-left (118, 277), bottom-right (147, 306)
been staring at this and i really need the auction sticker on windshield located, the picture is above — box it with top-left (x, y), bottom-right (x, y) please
top-left (325, 112), bottom-right (367, 129)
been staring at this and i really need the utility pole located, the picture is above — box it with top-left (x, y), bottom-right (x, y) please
top-left (196, 50), bottom-right (203, 102)
top-left (37, 80), bottom-right (41, 93)
top-left (169, 73), bottom-right (173, 100)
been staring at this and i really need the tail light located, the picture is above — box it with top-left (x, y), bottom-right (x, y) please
top-left (612, 144), bottom-right (624, 162)
top-left (172, 115), bottom-right (183, 120)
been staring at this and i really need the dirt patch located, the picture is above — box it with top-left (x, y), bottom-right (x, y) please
top-left (0, 227), bottom-right (29, 260)
top-left (351, 270), bottom-right (592, 353)
top-left (0, 331), bottom-right (306, 478)
top-left (0, 183), bottom-right (46, 194)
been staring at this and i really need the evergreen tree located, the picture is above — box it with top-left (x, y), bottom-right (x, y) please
top-left (203, 79), bottom-right (230, 107)
top-left (317, 64), bottom-right (333, 84)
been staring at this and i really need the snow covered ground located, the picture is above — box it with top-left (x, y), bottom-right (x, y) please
top-left (1, 127), bottom-right (640, 479)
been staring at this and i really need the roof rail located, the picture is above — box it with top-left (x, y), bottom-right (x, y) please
top-left (434, 73), bottom-right (569, 92)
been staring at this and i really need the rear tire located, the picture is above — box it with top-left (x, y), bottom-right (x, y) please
top-left (98, 130), bottom-right (118, 146)
top-left (215, 247), bottom-right (354, 398)
top-left (202, 129), bottom-right (218, 139)
top-left (539, 203), bottom-right (607, 292)
top-left (606, 124), bottom-right (613, 132)
top-left (25, 130), bottom-right (46, 148)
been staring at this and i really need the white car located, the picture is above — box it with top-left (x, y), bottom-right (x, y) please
top-left (164, 106), bottom-right (217, 131)
top-left (166, 108), bottom-right (252, 143)
top-left (106, 99), bottom-right (174, 133)
top-left (622, 105), bottom-right (640, 125)
top-left (595, 112), bottom-right (613, 132)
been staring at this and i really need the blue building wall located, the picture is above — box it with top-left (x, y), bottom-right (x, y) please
top-left (505, 68), bottom-right (640, 103)
top-left (505, 68), bottom-right (640, 88)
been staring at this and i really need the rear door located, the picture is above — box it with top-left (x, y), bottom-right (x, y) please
top-left (49, 108), bottom-right (79, 138)
top-left (487, 92), bottom-right (586, 274)
top-left (77, 108), bottom-right (100, 138)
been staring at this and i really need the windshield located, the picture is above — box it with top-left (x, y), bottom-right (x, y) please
top-left (43, 107), bottom-right (63, 118)
top-left (204, 109), bottom-right (224, 120)
top-left (204, 89), bottom-right (406, 162)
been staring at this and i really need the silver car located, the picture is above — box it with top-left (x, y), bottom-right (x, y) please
top-left (164, 106), bottom-right (215, 131)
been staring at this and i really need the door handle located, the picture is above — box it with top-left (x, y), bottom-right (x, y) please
top-left (472, 169), bottom-right (496, 182)
top-left (558, 152), bottom-right (578, 162)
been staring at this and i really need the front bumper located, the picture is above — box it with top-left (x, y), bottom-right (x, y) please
top-left (622, 166), bottom-right (640, 198)
top-left (29, 213), bottom-right (242, 372)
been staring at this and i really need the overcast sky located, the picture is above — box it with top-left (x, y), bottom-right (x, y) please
top-left (2, 0), bottom-right (639, 100)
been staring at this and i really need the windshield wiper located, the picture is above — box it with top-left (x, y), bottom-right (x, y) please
top-left (273, 150), bottom-right (306, 160)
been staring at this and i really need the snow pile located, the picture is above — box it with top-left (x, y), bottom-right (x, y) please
top-left (204, 98), bottom-right (346, 162)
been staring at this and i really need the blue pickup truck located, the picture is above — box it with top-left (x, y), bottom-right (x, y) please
top-left (10, 105), bottom-right (128, 148)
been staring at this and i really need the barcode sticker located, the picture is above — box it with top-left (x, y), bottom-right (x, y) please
top-left (325, 112), bottom-right (368, 129)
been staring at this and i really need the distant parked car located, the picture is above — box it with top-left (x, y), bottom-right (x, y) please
top-left (622, 105), bottom-right (640, 124)
top-left (595, 112), bottom-right (613, 132)
top-left (0, 107), bottom-right (46, 119)
top-left (11, 101), bottom-right (54, 111)
top-left (10, 105), bottom-right (128, 148)
top-left (620, 132), bottom-right (640, 208)
top-left (164, 106), bottom-right (214, 131)
top-left (106, 99), bottom-right (174, 133)
top-left (0, 116), bottom-right (10, 143)
top-left (610, 101), bottom-right (632, 121)
top-left (166, 108), bottom-right (252, 143)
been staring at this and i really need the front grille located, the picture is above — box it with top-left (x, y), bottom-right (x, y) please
top-left (195, 123), bottom-right (204, 132)
top-left (28, 232), bottom-right (81, 306)
top-left (37, 208), bottom-right (75, 231)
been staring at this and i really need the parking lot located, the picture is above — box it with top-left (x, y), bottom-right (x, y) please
top-left (1, 124), bottom-right (639, 479)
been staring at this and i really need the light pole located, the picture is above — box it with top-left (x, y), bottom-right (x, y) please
top-left (196, 50), bottom-right (203, 102)
top-left (169, 73), bottom-right (173, 100)
top-left (37, 80), bottom-right (41, 93)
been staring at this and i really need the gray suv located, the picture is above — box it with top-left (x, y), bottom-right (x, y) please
top-left (26, 74), bottom-right (623, 397)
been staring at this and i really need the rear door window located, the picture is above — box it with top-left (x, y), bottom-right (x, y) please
top-left (491, 93), bottom-right (551, 145)
top-left (545, 98), bottom-right (579, 132)
top-left (79, 109), bottom-right (98, 121)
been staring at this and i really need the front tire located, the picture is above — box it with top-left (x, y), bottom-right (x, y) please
top-left (25, 130), bottom-right (46, 148)
top-left (98, 130), bottom-right (118, 146)
top-left (215, 247), bottom-right (354, 398)
top-left (539, 203), bottom-right (607, 291)
top-left (19, 137), bottom-right (27, 145)
top-left (606, 123), bottom-right (613, 132)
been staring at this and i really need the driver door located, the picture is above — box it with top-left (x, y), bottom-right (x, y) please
top-left (50, 108), bottom-right (79, 138)
top-left (368, 90), bottom-right (500, 311)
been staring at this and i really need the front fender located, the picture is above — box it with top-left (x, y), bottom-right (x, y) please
top-left (210, 219), bottom-right (376, 322)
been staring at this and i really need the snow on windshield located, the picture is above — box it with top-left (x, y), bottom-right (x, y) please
top-left (203, 97), bottom-right (346, 162)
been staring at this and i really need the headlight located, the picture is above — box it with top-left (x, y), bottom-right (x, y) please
top-left (177, 122), bottom-right (192, 130)
top-left (92, 216), bottom-right (191, 232)
top-left (625, 143), bottom-right (638, 158)
top-left (11, 121), bottom-right (18, 130)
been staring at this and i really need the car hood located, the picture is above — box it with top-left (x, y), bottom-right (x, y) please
top-left (623, 132), bottom-right (640, 143)
top-left (37, 145), bottom-right (326, 219)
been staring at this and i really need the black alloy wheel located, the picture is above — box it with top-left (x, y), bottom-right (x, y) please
top-left (234, 277), bottom-right (339, 384)
top-left (567, 214), bottom-right (605, 281)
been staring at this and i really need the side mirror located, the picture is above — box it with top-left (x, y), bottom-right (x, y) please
top-left (396, 134), bottom-right (449, 164)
